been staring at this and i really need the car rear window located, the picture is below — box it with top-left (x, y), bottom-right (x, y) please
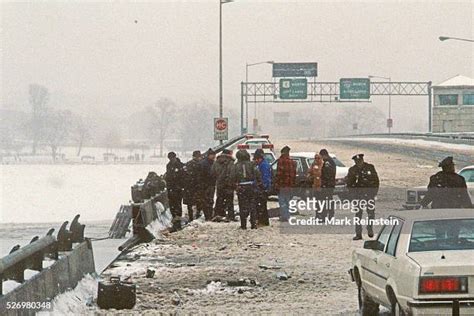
top-left (307, 157), bottom-right (345, 168)
top-left (459, 168), bottom-right (474, 183)
top-left (409, 219), bottom-right (474, 252)
top-left (246, 140), bottom-right (269, 146)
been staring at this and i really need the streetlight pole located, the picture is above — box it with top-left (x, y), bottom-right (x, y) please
top-left (219, 0), bottom-right (233, 143)
top-left (439, 36), bottom-right (474, 43)
top-left (369, 75), bottom-right (392, 134)
top-left (245, 60), bottom-right (273, 133)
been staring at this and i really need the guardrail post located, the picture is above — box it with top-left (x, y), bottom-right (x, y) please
top-left (57, 221), bottom-right (72, 251)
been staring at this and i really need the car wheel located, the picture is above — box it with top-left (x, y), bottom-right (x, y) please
top-left (358, 286), bottom-right (379, 316)
top-left (391, 300), bottom-right (406, 316)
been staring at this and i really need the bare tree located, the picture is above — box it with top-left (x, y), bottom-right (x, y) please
top-left (28, 84), bottom-right (49, 154)
top-left (43, 110), bottom-right (72, 161)
top-left (147, 98), bottom-right (176, 157)
top-left (102, 129), bottom-right (122, 154)
top-left (179, 103), bottom-right (213, 152)
top-left (73, 117), bottom-right (90, 156)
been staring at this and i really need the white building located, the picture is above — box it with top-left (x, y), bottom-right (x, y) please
top-left (432, 75), bottom-right (474, 133)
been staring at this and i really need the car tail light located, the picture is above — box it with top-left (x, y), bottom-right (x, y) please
top-left (260, 134), bottom-right (269, 139)
top-left (262, 144), bottom-right (274, 149)
top-left (237, 144), bottom-right (250, 149)
top-left (419, 277), bottom-right (468, 294)
top-left (245, 134), bottom-right (254, 139)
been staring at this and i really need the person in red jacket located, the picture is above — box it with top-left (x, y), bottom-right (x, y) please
top-left (275, 146), bottom-right (296, 222)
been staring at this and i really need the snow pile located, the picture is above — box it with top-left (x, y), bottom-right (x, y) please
top-left (187, 281), bottom-right (239, 295)
top-left (335, 137), bottom-right (474, 152)
top-left (38, 274), bottom-right (97, 315)
top-left (2, 280), bottom-right (21, 294)
top-left (24, 269), bottom-right (40, 280)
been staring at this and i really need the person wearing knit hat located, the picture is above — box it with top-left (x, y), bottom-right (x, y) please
top-left (197, 148), bottom-right (217, 220)
top-left (211, 148), bottom-right (235, 220)
top-left (165, 152), bottom-right (185, 230)
top-left (183, 150), bottom-right (203, 221)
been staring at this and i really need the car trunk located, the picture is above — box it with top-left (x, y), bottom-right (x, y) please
top-left (408, 251), bottom-right (474, 297)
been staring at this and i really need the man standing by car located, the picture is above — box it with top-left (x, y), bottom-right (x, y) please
top-left (420, 156), bottom-right (472, 209)
top-left (211, 149), bottom-right (235, 220)
top-left (254, 149), bottom-right (271, 226)
top-left (183, 150), bottom-right (202, 221)
top-left (165, 152), bottom-right (185, 229)
top-left (230, 149), bottom-right (261, 229)
top-left (346, 154), bottom-right (379, 240)
top-left (319, 149), bottom-right (336, 220)
top-left (197, 148), bottom-right (217, 221)
top-left (275, 146), bottom-right (296, 222)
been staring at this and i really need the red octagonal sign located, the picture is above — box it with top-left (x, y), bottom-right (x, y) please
top-left (215, 119), bottom-right (227, 131)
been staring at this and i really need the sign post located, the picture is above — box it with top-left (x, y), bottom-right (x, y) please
top-left (214, 117), bottom-right (228, 141)
top-left (340, 78), bottom-right (371, 99)
top-left (279, 78), bottom-right (308, 99)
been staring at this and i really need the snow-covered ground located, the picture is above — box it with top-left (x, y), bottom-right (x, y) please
top-left (0, 163), bottom-right (166, 223)
top-left (332, 137), bottom-right (474, 153)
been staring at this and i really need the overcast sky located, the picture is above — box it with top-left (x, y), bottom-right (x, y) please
top-left (1, 0), bottom-right (473, 120)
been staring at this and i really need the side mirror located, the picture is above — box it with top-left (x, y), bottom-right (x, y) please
top-left (363, 240), bottom-right (384, 251)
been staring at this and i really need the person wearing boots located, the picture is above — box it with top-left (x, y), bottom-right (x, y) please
top-left (230, 149), bottom-right (261, 229)
top-left (211, 149), bottom-right (235, 220)
top-left (183, 150), bottom-right (202, 221)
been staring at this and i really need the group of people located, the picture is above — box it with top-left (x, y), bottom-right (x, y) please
top-left (276, 146), bottom-right (380, 240)
top-left (164, 143), bottom-right (471, 239)
top-left (164, 147), bottom-right (272, 230)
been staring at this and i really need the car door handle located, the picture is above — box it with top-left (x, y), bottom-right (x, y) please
top-left (372, 258), bottom-right (378, 263)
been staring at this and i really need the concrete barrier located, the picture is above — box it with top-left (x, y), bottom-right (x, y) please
top-left (0, 239), bottom-right (95, 316)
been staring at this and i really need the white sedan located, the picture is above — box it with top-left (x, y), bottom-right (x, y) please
top-left (403, 165), bottom-right (474, 209)
top-left (349, 209), bottom-right (474, 315)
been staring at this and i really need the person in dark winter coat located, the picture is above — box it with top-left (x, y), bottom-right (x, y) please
top-left (211, 149), bottom-right (235, 220)
top-left (275, 146), bottom-right (296, 222)
top-left (319, 149), bottom-right (336, 219)
top-left (346, 154), bottom-right (380, 240)
top-left (197, 148), bottom-right (217, 220)
top-left (254, 149), bottom-right (271, 226)
top-left (165, 152), bottom-right (185, 224)
top-left (230, 149), bottom-right (261, 229)
top-left (183, 150), bottom-right (202, 221)
top-left (421, 156), bottom-right (472, 209)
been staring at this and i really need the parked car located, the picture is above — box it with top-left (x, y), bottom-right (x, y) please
top-left (403, 165), bottom-right (474, 209)
top-left (241, 134), bottom-right (272, 150)
top-left (269, 152), bottom-right (349, 197)
top-left (349, 209), bottom-right (474, 315)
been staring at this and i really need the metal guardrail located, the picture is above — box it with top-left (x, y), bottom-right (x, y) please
top-left (118, 191), bottom-right (169, 252)
top-left (344, 132), bottom-right (474, 143)
top-left (0, 214), bottom-right (85, 296)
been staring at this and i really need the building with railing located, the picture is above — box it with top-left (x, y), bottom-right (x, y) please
top-left (432, 75), bottom-right (474, 133)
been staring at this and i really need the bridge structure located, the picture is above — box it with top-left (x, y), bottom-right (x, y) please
top-left (240, 81), bottom-right (432, 134)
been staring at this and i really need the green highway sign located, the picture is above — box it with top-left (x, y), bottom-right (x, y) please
top-left (279, 78), bottom-right (307, 99)
top-left (273, 63), bottom-right (317, 77)
top-left (339, 78), bottom-right (371, 99)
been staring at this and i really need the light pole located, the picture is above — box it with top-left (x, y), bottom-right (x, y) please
top-left (245, 60), bottom-right (273, 133)
top-left (219, 0), bottom-right (233, 143)
top-left (369, 75), bottom-right (392, 134)
top-left (439, 36), bottom-right (474, 43)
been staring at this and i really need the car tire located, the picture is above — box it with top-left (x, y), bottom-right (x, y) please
top-left (391, 300), bottom-right (406, 316)
top-left (358, 286), bottom-right (379, 316)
